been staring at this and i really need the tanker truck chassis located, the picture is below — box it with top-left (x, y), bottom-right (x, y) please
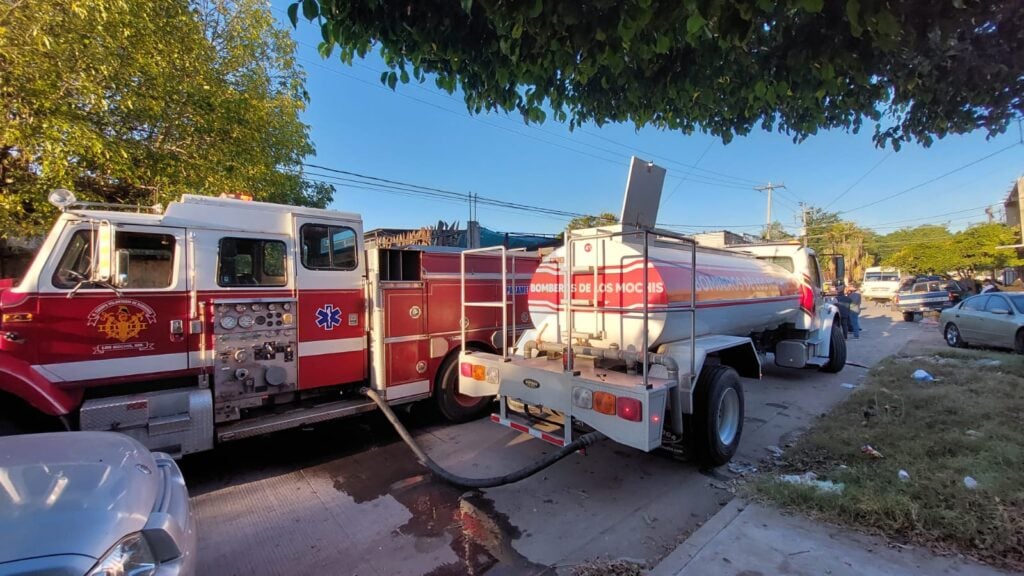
top-left (458, 160), bottom-right (844, 466)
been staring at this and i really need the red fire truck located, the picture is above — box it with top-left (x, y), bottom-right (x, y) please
top-left (0, 192), bottom-right (538, 456)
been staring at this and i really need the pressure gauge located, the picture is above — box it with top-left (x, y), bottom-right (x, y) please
top-left (238, 315), bottom-right (255, 329)
top-left (282, 302), bottom-right (291, 311)
top-left (219, 315), bottom-right (238, 330)
top-left (235, 304), bottom-right (247, 313)
top-left (268, 303), bottom-right (277, 311)
top-left (251, 303), bottom-right (263, 311)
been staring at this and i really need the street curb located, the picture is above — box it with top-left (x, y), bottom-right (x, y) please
top-left (647, 498), bottom-right (747, 576)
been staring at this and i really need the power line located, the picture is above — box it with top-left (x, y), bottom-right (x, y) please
top-left (663, 140), bottom-right (714, 204)
top-left (823, 151), bottom-right (892, 209)
top-left (303, 163), bottom-right (588, 219)
top-left (839, 142), bottom-right (1022, 214)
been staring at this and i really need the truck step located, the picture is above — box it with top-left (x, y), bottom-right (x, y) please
top-left (490, 412), bottom-right (566, 447)
top-left (216, 398), bottom-right (378, 443)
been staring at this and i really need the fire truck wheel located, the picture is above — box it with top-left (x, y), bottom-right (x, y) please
top-left (435, 352), bottom-right (493, 423)
top-left (686, 365), bottom-right (744, 467)
top-left (819, 324), bottom-right (847, 373)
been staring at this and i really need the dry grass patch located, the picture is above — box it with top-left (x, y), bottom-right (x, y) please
top-left (754, 346), bottom-right (1024, 570)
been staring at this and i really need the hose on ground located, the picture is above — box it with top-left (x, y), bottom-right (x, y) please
top-left (361, 387), bottom-right (606, 489)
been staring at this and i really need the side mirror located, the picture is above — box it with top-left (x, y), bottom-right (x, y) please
top-left (91, 221), bottom-right (114, 283)
top-left (114, 249), bottom-right (130, 287)
top-left (832, 255), bottom-right (845, 286)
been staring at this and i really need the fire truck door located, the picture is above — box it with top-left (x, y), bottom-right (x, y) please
top-left (294, 217), bottom-right (367, 389)
top-left (34, 223), bottom-right (190, 383)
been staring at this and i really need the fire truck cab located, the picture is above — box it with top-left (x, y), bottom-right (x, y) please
top-left (0, 193), bottom-right (537, 456)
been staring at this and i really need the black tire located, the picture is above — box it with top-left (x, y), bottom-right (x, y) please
top-left (944, 323), bottom-right (966, 348)
top-left (1015, 330), bottom-right (1024, 355)
top-left (434, 351), bottom-right (493, 422)
top-left (902, 312), bottom-right (915, 322)
top-left (685, 365), bottom-right (744, 467)
top-left (820, 323), bottom-right (847, 373)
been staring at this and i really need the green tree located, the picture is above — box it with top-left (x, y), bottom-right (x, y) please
top-left (761, 221), bottom-right (792, 241)
top-left (874, 225), bottom-right (953, 273)
top-left (1, 0), bottom-right (332, 238)
top-left (881, 223), bottom-right (1022, 278)
top-left (293, 0), bottom-right (1022, 148)
top-left (950, 223), bottom-right (1023, 279)
top-left (566, 212), bottom-right (618, 231)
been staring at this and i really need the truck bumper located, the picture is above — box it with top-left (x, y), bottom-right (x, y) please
top-left (458, 350), bottom-right (670, 452)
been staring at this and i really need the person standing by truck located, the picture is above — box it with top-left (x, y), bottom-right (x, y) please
top-left (847, 283), bottom-right (862, 339)
top-left (836, 287), bottom-right (852, 339)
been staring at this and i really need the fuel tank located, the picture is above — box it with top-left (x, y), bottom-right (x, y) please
top-left (527, 230), bottom-right (804, 349)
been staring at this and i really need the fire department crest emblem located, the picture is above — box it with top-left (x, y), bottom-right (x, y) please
top-left (87, 299), bottom-right (157, 343)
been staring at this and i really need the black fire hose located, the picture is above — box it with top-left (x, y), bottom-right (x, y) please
top-left (361, 387), bottom-right (606, 489)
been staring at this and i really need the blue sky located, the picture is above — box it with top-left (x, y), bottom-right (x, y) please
top-left (275, 6), bottom-right (1024, 237)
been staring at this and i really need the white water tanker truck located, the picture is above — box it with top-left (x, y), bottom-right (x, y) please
top-left (458, 158), bottom-right (845, 465)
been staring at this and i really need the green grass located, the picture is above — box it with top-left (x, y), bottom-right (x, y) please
top-left (753, 345), bottom-right (1024, 570)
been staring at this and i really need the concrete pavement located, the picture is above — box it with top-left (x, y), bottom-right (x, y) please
top-left (650, 309), bottom-right (1019, 576)
top-left (649, 500), bottom-right (1013, 576)
top-left (184, 306), bottom-right (921, 575)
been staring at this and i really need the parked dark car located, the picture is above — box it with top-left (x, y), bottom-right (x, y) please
top-left (896, 278), bottom-right (966, 321)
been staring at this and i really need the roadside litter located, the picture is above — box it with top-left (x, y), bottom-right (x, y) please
top-left (964, 476), bottom-right (979, 490)
top-left (861, 444), bottom-right (884, 459)
top-left (898, 469), bottom-right (910, 482)
top-left (911, 369), bottom-right (934, 382)
top-left (765, 445), bottom-right (784, 458)
top-left (965, 429), bottom-right (983, 438)
top-left (727, 461), bottom-right (757, 475)
top-left (778, 472), bottom-right (845, 494)
top-left (973, 358), bottom-right (1001, 368)
top-left (841, 383), bottom-right (858, 389)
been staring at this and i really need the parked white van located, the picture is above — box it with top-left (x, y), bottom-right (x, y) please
top-left (862, 266), bottom-right (902, 302)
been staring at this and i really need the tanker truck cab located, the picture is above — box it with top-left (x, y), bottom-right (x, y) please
top-left (458, 158), bottom-right (847, 466)
top-left (727, 242), bottom-right (846, 372)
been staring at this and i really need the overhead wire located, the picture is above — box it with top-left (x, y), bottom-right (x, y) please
top-left (822, 152), bottom-right (892, 209)
top-left (838, 142), bottom-right (1023, 214)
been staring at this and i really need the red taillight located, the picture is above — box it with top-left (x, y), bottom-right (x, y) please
top-left (799, 284), bottom-right (814, 313)
top-left (617, 397), bottom-right (643, 422)
top-left (460, 362), bottom-right (473, 377)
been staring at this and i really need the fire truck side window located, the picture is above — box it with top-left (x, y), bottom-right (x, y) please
top-left (300, 224), bottom-right (358, 271)
top-left (217, 238), bottom-right (287, 287)
top-left (53, 230), bottom-right (175, 289)
top-left (53, 230), bottom-right (93, 287)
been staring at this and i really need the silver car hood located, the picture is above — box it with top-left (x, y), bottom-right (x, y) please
top-left (0, 432), bottom-right (159, 562)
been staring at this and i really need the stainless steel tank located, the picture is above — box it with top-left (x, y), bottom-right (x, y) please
top-left (527, 233), bottom-right (804, 349)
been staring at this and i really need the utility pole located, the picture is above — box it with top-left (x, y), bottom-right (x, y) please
top-left (800, 202), bottom-right (808, 248)
top-left (754, 182), bottom-right (786, 240)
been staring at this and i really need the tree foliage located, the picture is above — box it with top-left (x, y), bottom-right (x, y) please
top-left (293, 0), bottom-right (1022, 148)
top-left (883, 223), bottom-right (1022, 277)
top-left (761, 220), bottom-right (792, 241)
top-left (870, 224), bottom-right (952, 269)
top-left (1, 0), bottom-right (332, 238)
top-left (567, 212), bottom-right (618, 231)
top-left (802, 206), bottom-right (872, 281)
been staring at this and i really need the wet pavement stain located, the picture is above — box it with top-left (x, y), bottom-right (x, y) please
top-left (183, 406), bottom-right (548, 575)
top-left (325, 449), bottom-right (549, 576)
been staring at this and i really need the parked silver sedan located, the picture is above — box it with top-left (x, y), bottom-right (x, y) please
top-left (0, 432), bottom-right (196, 575)
top-left (939, 293), bottom-right (1024, 353)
